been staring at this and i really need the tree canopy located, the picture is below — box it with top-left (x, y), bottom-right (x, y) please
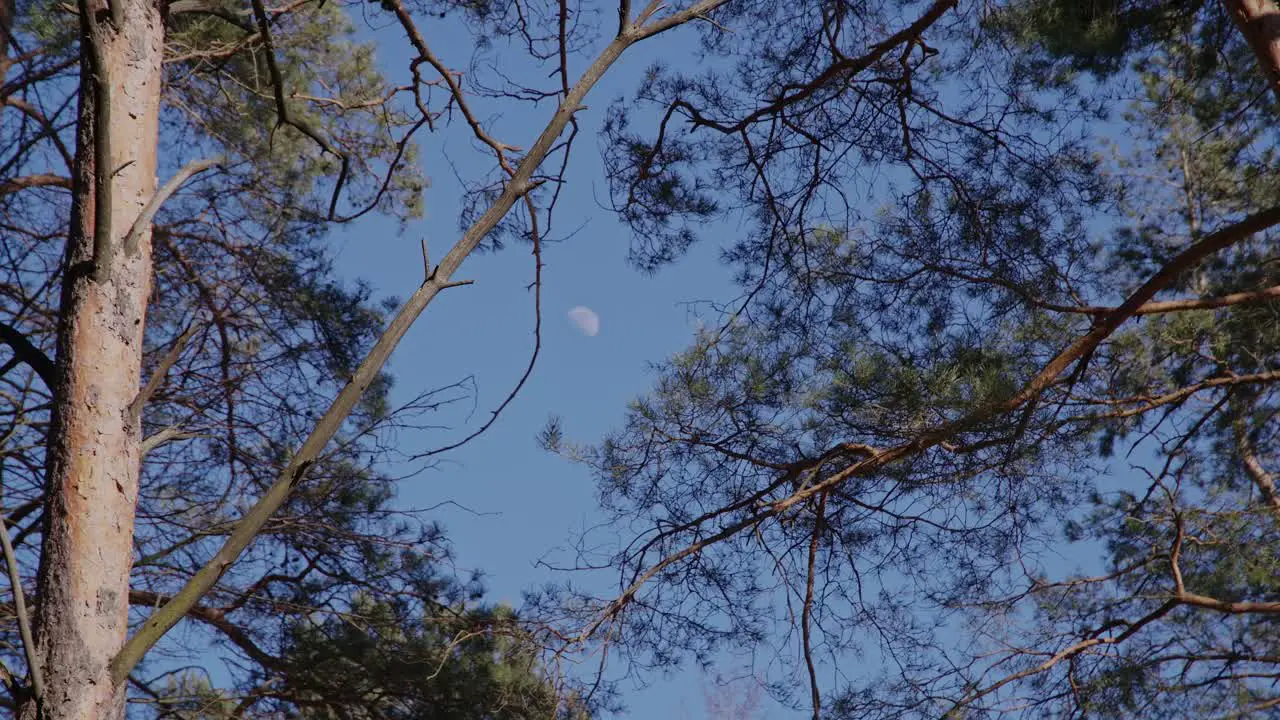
top-left (535, 1), bottom-right (1280, 717)
top-left (0, 0), bottom-right (596, 715)
top-left (2, 0), bottom-right (1279, 718)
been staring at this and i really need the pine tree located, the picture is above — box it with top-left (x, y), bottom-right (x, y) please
top-left (1, 0), bottom-right (723, 718)
top-left (534, 1), bottom-right (1280, 717)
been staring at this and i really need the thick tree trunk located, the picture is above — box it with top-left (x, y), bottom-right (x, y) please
top-left (22, 0), bottom-right (164, 717)
top-left (1224, 0), bottom-right (1280, 103)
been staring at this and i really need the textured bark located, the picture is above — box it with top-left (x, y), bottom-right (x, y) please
top-left (21, 0), bottom-right (164, 717)
top-left (1223, 0), bottom-right (1280, 103)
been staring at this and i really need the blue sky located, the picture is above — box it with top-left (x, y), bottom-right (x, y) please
top-left (331, 6), bottom-right (787, 717)
top-left (325, 5), bottom-right (1147, 717)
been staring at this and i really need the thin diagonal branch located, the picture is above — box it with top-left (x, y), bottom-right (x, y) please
top-left (0, 464), bottom-right (41, 702)
top-left (108, 0), bottom-right (732, 683)
top-left (130, 321), bottom-right (200, 419)
top-left (415, 194), bottom-right (544, 459)
top-left (1234, 410), bottom-right (1280, 516)
top-left (123, 157), bottom-right (222, 257)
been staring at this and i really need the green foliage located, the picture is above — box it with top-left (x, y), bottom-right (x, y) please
top-left (281, 599), bottom-right (587, 720)
top-left (148, 673), bottom-right (239, 720)
top-left (0, 0), bottom-right (575, 715)
top-left (164, 0), bottom-right (426, 225)
top-left (989, 0), bottom-right (1206, 76)
top-left (552, 0), bottom-right (1280, 717)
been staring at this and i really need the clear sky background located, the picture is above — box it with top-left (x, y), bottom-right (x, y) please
top-left (331, 5), bottom-right (789, 718)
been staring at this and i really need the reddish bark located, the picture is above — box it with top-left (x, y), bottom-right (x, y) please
top-left (23, 0), bottom-right (164, 717)
top-left (1224, 0), bottom-right (1280, 103)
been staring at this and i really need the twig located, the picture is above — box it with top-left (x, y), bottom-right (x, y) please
top-left (0, 466), bottom-right (42, 702)
top-left (123, 157), bottom-right (222, 257)
top-left (1232, 404), bottom-right (1280, 516)
top-left (130, 321), bottom-right (200, 419)
top-left (107, 0), bottom-right (732, 683)
top-left (416, 194), bottom-right (544, 459)
top-left (801, 491), bottom-right (826, 720)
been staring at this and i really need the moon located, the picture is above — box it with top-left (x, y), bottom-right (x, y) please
top-left (567, 306), bottom-right (600, 336)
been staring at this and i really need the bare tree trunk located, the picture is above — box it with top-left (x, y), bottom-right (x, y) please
top-left (21, 0), bottom-right (163, 716)
top-left (1224, 0), bottom-right (1280, 102)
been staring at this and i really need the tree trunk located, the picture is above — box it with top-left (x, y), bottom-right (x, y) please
top-left (22, 0), bottom-right (163, 717)
top-left (1223, 0), bottom-right (1280, 103)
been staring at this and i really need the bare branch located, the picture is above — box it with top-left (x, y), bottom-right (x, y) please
top-left (1233, 409), bottom-right (1280, 516)
top-left (0, 173), bottom-right (71, 196)
top-left (1175, 592), bottom-right (1280, 614)
top-left (1038, 284), bottom-right (1280, 316)
top-left (942, 600), bottom-right (1180, 717)
top-left (0, 501), bottom-right (40, 701)
top-left (618, 0), bottom-right (631, 36)
top-left (130, 321), bottom-right (200, 419)
top-left (107, 0), bottom-right (731, 682)
top-left (386, 1), bottom-right (521, 173)
top-left (0, 322), bottom-right (53, 389)
top-left (415, 194), bottom-right (544, 459)
top-left (654, 0), bottom-right (956, 131)
top-left (122, 157), bottom-right (222, 257)
top-left (140, 427), bottom-right (203, 457)
top-left (801, 492), bottom-right (825, 720)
